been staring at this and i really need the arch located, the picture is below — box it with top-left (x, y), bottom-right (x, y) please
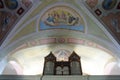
top-left (37, 2), bottom-right (87, 33)
top-left (2, 61), bottom-right (23, 75)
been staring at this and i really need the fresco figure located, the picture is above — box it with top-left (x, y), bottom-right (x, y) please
top-left (4, 0), bottom-right (18, 10)
top-left (86, 0), bottom-right (98, 8)
top-left (47, 13), bottom-right (55, 23)
top-left (2, 16), bottom-right (9, 31)
top-left (45, 10), bottom-right (79, 26)
top-left (40, 6), bottom-right (85, 32)
top-left (53, 10), bottom-right (59, 24)
top-left (0, 0), bottom-right (4, 8)
top-left (61, 11), bottom-right (67, 21)
top-left (102, 0), bottom-right (117, 10)
top-left (68, 13), bottom-right (75, 24)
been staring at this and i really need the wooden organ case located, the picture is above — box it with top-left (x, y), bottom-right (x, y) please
top-left (43, 51), bottom-right (82, 75)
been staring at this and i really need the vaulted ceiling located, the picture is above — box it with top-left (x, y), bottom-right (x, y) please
top-left (0, 0), bottom-right (120, 64)
top-left (85, 0), bottom-right (120, 44)
top-left (0, 0), bottom-right (120, 46)
top-left (0, 0), bottom-right (120, 75)
top-left (0, 0), bottom-right (33, 45)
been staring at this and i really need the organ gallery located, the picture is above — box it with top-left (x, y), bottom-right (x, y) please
top-left (43, 51), bottom-right (82, 75)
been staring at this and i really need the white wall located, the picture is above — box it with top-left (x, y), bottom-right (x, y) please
top-left (104, 62), bottom-right (120, 75)
top-left (0, 58), bottom-right (7, 74)
top-left (2, 61), bottom-right (23, 75)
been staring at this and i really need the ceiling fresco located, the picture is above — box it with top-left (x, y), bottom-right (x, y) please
top-left (0, 0), bottom-right (120, 75)
top-left (0, 0), bottom-right (118, 55)
top-left (0, 0), bottom-right (117, 47)
top-left (0, 0), bottom-right (33, 45)
top-left (85, 0), bottom-right (120, 44)
top-left (40, 6), bottom-right (85, 32)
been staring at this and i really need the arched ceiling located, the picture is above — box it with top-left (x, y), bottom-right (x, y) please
top-left (0, 0), bottom-right (33, 45)
top-left (85, 0), bottom-right (120, 44)
top-left (0, 0), bottom-right (119, 60)
top-left (7, 44), bottom-right (115, 75)
top-left (0, 0), bottom-right (120, 47)
top-left (0, 0), bottom-right (120, 75)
